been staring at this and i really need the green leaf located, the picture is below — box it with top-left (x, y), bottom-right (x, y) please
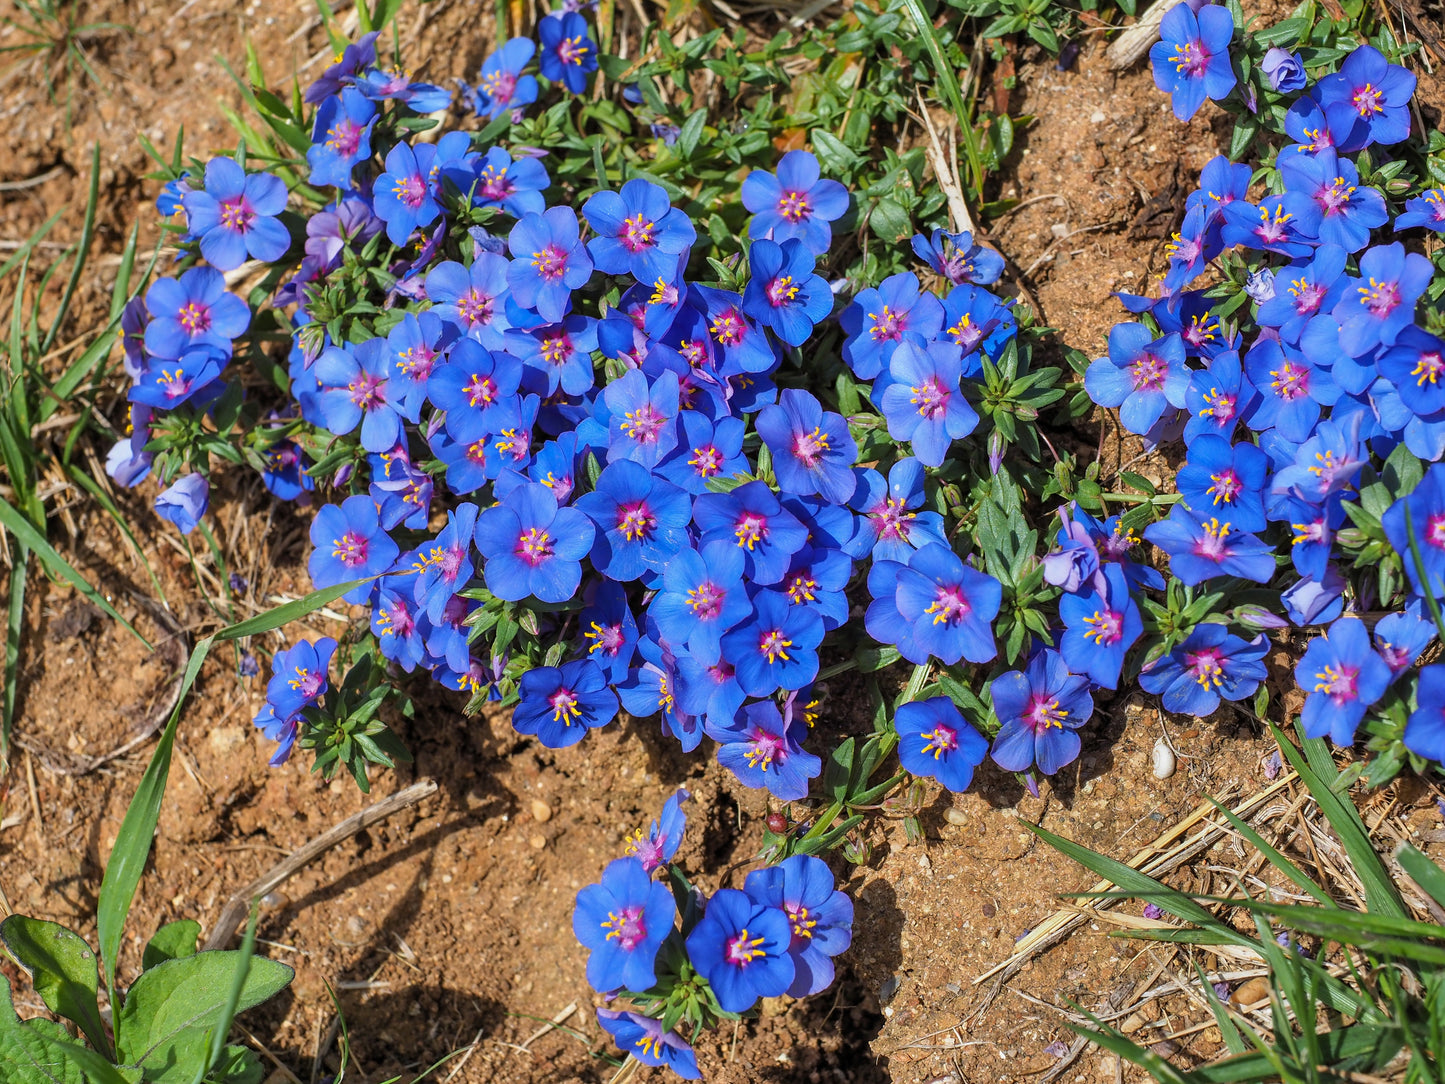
top-left (1228, 117), bottom-right (1259, 161)
top-left (677, 108), bottom-right (706, 158)
top-left (824, 738), bottom-right (856, 802)
top-left (194, 909), bottom-right (262, 1084)
top-left (0, 917), bottom-right (110, 1058)
top-left (142, 922), bottom-right (201, 972)
top-left (809, 129), bottom-right (861, 175)
top-left (868, 197), bottom-right (911, 243)
top-left (116, 951), bottom-right (293, 1083)
top-left (0, 975), bottom-right (138, 1084)
top-left (1396, 843), bottom-right (1445, 910)
top-left (0, 496), bottom-right (151, 651)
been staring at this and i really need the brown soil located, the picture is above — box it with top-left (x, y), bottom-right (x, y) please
top-left (3, 4), bottom-right (1444, 1084)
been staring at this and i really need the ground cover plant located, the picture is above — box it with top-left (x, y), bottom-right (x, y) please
top-left (4, 0), bottom-right (1445, 1078)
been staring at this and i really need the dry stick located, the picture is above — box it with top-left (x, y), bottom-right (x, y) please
top-left (202, 779), bottom-right (439, 951)
top-left (1105, 0), bottom-right (1190, 70)
top-left (441, 1026), bottom-right (487, 1083)
top-left (518, 1002), bottom-right (579, 1052)
top-left (913, 88), bottom-right (976, 237)
top-left (973, 772), bottom-right (1300, 987)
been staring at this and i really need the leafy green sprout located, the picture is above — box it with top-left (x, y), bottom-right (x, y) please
top-left (0, 0), bottom-right (129, 126)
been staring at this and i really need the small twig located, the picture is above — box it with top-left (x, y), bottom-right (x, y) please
top-left (0, 166), bottom-right (66, 192)
top-left (1106, 0), bottom-right (1189, 70)
top-left (441, 1027), bottom-right (486, 1083)
top-left (203, 779), bottom-right (438, 950)
top-left (518, 1002), bottom-right (578, 1052)
top-left (914, 88), bottom-right (975, 236)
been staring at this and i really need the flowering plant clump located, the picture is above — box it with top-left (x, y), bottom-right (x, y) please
top-left (92, 0), bottom-right (1445, 1073)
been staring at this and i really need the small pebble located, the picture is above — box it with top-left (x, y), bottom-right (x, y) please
top-left (531, 799), bottom-right (553, 823)
top-left (1089, 110), bottom-right (1107, 124)
top-left (1152, 737), bottom-right (1177, 780)
top-left (528, 834), bottom-right (547, 850)
top-left (944, 807), bottom-right (967, 825)
top-left (1120, 1012), bottom-right (1145, 1034)
top-left (981, 902), bottom-right (996, 918)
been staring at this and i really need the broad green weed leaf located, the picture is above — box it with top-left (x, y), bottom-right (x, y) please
top-left (0, 916), bottom-right (110, 1057)
top-left (115, 952), bottom-right (293, 1083)
top-left (0, 975), bottom-right (138, 1084)
top-left (142, 922), bottom-right (202, 972)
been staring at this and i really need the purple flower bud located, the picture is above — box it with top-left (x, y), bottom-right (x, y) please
top-left (1261, 47), bottom-right (1307, 93)
top-left (238, 650), bottom-right (261, 678)
top-left (1044, 1041), bottom-right (1071, 1058)
top-left (332, 462), bottom-right (354, 488)
top-left (510, 145), bottom-right (549, 159)
top-left (229, 572), bottom-right (249, 593)
top-left (1142, 903), bottom-right (1165, 920)
top-left (1233, 603), bottom-right (1290, 630)
top-left (988, 429), bottom-right (1005, 476)
top-left (1212, 981), bottom-right (1230, 1000)
top-left (1244, 268), bottom-right (1276, 304)
top-left (1263, 749), bottom-right (1283, 779)
top-left (650, 122), bottom-right (681, 146)
top-left (1244, 83), bottom-right (1259, 114)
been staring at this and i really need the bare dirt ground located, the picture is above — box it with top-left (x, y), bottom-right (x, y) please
top-left (3, 2), bottom-right (1444, 1082)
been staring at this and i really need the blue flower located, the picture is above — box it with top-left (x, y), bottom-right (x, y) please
top-left (584, 178), bottom-right (696, 285)
top-left (424, 255), bottom-right (512, 347)
top-left (374, 141), bottom-right (442, 246)
top-left (1139, 624), bottom-right (1269, 717)
top-left (1085, 324), bottom-right (1188, 435)
top-left (408, 503), bottom-right (478, 622)
top-left (780, 545), bottom-right (853, 631)
top-left (1374, 602), bottom-right (1436, 679)
top-left (473, 482), bottom-right (595, 602)
top-left (1148, 3), bottom-right (1236, 121)
top-left (895, 696), bottom-right (989, 792)
top-left (693, 481), bottom-right (809, 586)
top-left (846, 458), bottom-right (948, 563)
top-left (742, 854), bottom-right (853, 998)
top-left (1295, 617), bottom-right (1392, 745)
top-left (650, 542), bottom-right (750, 664)
top-left (573, 856), bottom-right (674, 992)
top-left (1279, 151), bottom-right (1387, 253)
top-left (579, 579), bottom-right (638, 683)
top-left (261, 439), bottom-right (313, 502)
top-left (910, 229), bottom-right (1003, 286)
top-left (624, 789), bottom-right (690, 873)
top-left (1403, 664), bottom-right (1445, 762)
top-left (307, 88), bottom-right (377, 189)
top-left (307, 494), bottom-right (399, 603)
top-left (507, 206), bottom-right (593, 323)
top-left (427, 338), bottom-right (521, 437)
top-left (354, 67), bottom-right (451, 112)
top-left (938, 284), bottom-right (1016, 363)
top-left (1395, 189), bottom-right (1445, 233)
top-left (1314, 44), bottom-right (1416, 148)
top-left (741, 150), bottom-right (849, 255)
top-left (265, 637), bottom-right (337, 721)
top-left (155, 473), bottom-right (210, 534)
top-left (509, 315), bottom-right (600, 397)
top-left (1332, 242), bottom-right (1433, 356)
top-left (514, 659), bottom-right (619, 748)
top-left (143, 267), bottom-right (250, 360)
top-left (1378, 326), bottom-right (1445, 417)
top-left (386, 310), bottom-right (450, 415)
top-left (864, 543), bottom-right (1000, 666)
top-left (619, 636), bottom-right (702, 751)
top-left (713, 700), bottom-right (821, 799)
top-left (689, 283), bottom-right (776, 373)
top-left (181, 157), bottom-right (289, 270)
top-left (1242, 338), bottom-right (1331, 443)
top-left (372, 585), bottom-right (428, 672)
top-left (721, 590), bottom-right (824, 696)
top-left (314, 339), bottom-right (413, 452)
top-left (1177, 434), bottom-right (1269, 532)
top-left (742, 238), bottom-right (833, 346)
top-left (470, 38), bottom-right (539, 119)
top-left (129, 349), bottom-right (226, 409)
top-left (602, 368), bottom-right (679, 468)
top-left (471, 147), bottom-right (550, 218)
top-left (1257, 245), bottom-right (1348, 344)
top-left (1381, 462), bottom-right (1445, 599)
top-left (840, 272), bottom-right (944, 379)
top-left (595, 1011), bottom-right (700, 1079)
top-left (1220, 198), bottom-right (1317, 258)
top-left (1144, 506), bottom-right (1276, 586)
top-left (656, 412), bottom-right (749, 495)
top-left (538, 12), bottom-right (598, 93)
top-left (684, 887), bottom-right (795, 1013)
top-left (756, 388), bottom-right (858, 503)
top-left (989, 649), bottom-right (1094, 775)
top-left (878, 338), bottom-right (979, 466)
top-left (575, 459), bottom-right (691, 582)
top-left (1058, 564), bottom-right (1143, 690)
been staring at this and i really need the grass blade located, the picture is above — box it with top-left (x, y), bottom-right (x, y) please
top-left (0, 493), bottom-right (150, 649)
top-left (897, 0), bottom-right (985, 196)
top-left (1396, 843), bottom-right (1445, 910)
top-left (3, 547), bottom-right (26, 770)
top-left (1272, 722), bottom-right (1406, 919)
top-left (192, 904), bottom-right (261, 1084)
top-left (1204, 795), bottom-right (1335, 907)
top-left (40, 143), bottom-right (99, 356)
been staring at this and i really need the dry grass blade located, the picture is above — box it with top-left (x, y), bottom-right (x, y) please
top-left (203, 778), bottom-right (439, 950)
top-left (914, 88), bottom-right (975, 237)
top-left (973, 771), bottom-right (1299, 986)
top-left (1106, 0), bottom-right (1189, 69)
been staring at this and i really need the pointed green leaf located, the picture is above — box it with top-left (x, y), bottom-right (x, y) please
top-left (0, 916), bottom-right (110, 1058)
top-left (142, 921), bottom-right (202, 972)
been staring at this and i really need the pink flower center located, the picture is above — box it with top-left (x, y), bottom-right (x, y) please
top-left (1269, 361), bottom-right (1309, 400)
top-left (1288, 278), bottom-right (1326, 317)
top-left (1083, 608), bottom-right (1123, 645)
top-left (744, 729), bottom-right (786, 770)
top-left (585, 621), bottom-right (626, 657)
top-left (620, 213), bottom-right (656, 252)
top-left (924, 585), bottom-right (969, 626)
top-left (872, 497), bottom-right (915, 542)
top-left (219, 197), bottom-right (255, 233)
top-left (391, 173), bottom-right (427, 210)
top-left (178, 301), bottom-right (211, 335)
top-left (550, 686), bottom-right (582, 723)
top-left (557, 35), bottom-right (590, 66)
top-left (1129, 352), bottom-right (1168, 392)
top-left (766, 275), bottom-right (799, 308)
top-left (710, 309), bottom-right (747, 347)
top-left (541, 333), bottom-right (574, 365)
top-left (619, 405), bottom-right (667, 445)
top-left (1192, 518), bottom-right (1234, 561)
top-left (617, 501), bottom-right (656, 542)
top-left (480, 70), bottom-right (517, 103)
top-left (464, 373), bottom-right (498, 407)
top-left (1313, 664), bottom-right (1359, 703)
top-left (686, 582), bottom-right (726, 620)
top-left (910, 377), bottom-right (949, 419)
top-left (1358, 277), bottom-right (1400, 318)
top-left (478, 165), bottom-right (513, 202)
top-left (1187, 648), bottom-right (1225, 689)
top-left (1169, 39), bottom-right (1209, 78)
top-left (531, 245), bottom-right (569, 283)
top-left (758, 629), bottom-right (793, 664)
top-left (332, 530), bottom-right (369, 567)
top-left (1200, 388), bottom-right (1236, 423)
top-left (457, 289), bottom-right (495, 327)
top-left (726, 927), bottom-right (767, 965)
top-left (347, 372), bottom-right (387, 411)
top-left (777, 190), bottom-right (811, 224)
top-left (325, 120), bottom-right (364, 157)
top-left (734, 512), bottom-right (767, 549)
top-left (791, 425), bottom-right (831, 468)
top-left (1428, 513), bottom-right (1445, 550)
top-left (516, 526), bottom-right (553, 566)
top-left (868, 304), bottom-right (906, 342)
top-left (920, 723), bottom-right (958, 758)
top-left (1351, 82), bottom-right (1384, 116)
top-left (1207, 469), bottom-right (1242, 505)
top-left (1025, 695), bottom-right (1068, 733)
top-left (397, 344), bottom-right (438, 380)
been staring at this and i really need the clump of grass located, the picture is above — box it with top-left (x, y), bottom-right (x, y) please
top-left (1031, 721), bottom-right (1445, 1083)
top-left (0, 0), bottom-right (129, 127)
